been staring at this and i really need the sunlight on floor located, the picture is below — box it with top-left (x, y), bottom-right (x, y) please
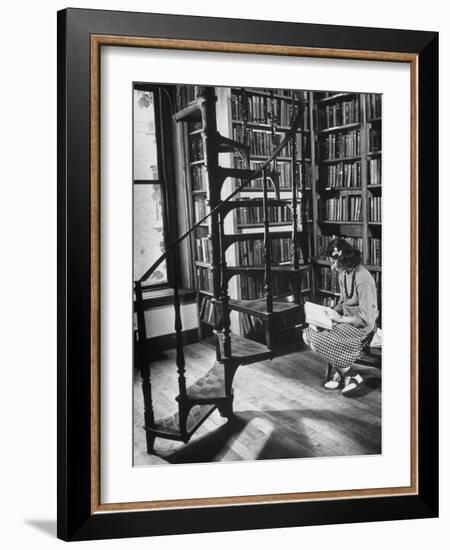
top-left (221, 418), bottom-right (275, 461)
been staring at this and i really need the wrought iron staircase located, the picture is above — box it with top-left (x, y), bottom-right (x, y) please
top-left (134, 86), bottom-right (310, 453)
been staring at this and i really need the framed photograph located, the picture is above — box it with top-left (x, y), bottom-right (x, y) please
top-left (57, 8), bottom-right (438, 541)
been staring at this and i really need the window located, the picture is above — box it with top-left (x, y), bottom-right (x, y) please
top-left (133, 87), bottom-right (169, 287)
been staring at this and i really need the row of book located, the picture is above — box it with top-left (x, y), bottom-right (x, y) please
top-left (317, 96), bottom-right (360, 130)
top-left (368, 125), bottom-right (382, 153)
top-left (368, 196), bottom-right (382, 222)
top-left (365, 94), bottom-right (382, 120)
top-left (369, 238), bottom-right (382, 266)
top-left (232, 127), bottom-right (309, 159)
top-left (320, 161), bottom-right (362, 189)
top-left (320, 130), bottom-right (361, 160)
top-left (191, 165), bottom-right (207, 191)
top-left (197, 264), bottom-right (312, 294)
top-left (321, 196), bottom-right (363, 222)
top-left (231, 92), bottom-right (310, 130)
top-left (197, 266), bottom-right (213, 293)
top-left (198, 296), bottom-right (218, 327)
top-left (273, 97), bottom-right (309, 128)
top-left (237, 237), bottom-right (302, 266)
top-left (240, 312), bottom-right (264, 337)
top-left (196, 236), bottom-right (212, 263)
top-left (241, 305), bottom-right (306, 339)
top-left (316, 266), bottom-right (381, 295)
top-left (237, 205), bottom-right (292, 225)
top-left (190, 135), bottom-right (204, 162)
top-left (233, 159), bottom-right (312, 190)
top-left (304, 197), bottom-right (313, 221)
top-left (368, 157), bottom-right (382, 185)
top-left (316, 267), bottom-right (340, 293)
top-left (240, 270), bottom-right (311, 300)
top-left (193, 197), bottom-right (209, 223)
top-left (231, 93), bottom-right (270, 125)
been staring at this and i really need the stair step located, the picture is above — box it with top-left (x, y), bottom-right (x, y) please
top-left (173, 99), bottom-right (203, 123)
top-left (201, 334), bottom-right (273, 365)
top-left (185, 362), bottom-right (227, 400)
top-left (229, 298), bottom-right (303, 318)
top-left (216, 132), bottom-right (249, 153)
top-left (149, 403), bottom-right (217, 440)
top-left (217, 166), bottom-right (258, 182)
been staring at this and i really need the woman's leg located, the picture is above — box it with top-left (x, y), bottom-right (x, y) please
top-left (324, 364), bottom-right (345, 389)
top-left (303, 325), bottom-right (364, 394)
top-left (302, 326), bottom-right (317, 351)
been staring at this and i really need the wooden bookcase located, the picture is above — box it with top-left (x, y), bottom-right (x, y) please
top-left (175, 85), bottom-right (212, 340)
top-left (229, 87), bottom-right (313, 341)
top-left (309, 91), bottom-right (382, 315)
top-left (176, 85), bottom-right (382, 342)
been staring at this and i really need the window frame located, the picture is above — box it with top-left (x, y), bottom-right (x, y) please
top-left (132, 83), bottom-right (178, 291)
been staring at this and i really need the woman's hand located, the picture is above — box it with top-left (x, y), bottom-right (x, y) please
top-left (326, 309), bottom-right (342, 323)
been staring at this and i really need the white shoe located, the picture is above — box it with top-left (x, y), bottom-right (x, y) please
top-left (324, 370), bottom-right (343, 390)
top-left (342, 374), bottom-right (364, 396)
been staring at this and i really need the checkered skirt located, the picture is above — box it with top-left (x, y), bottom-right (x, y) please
top-left (303, 324), bottom-right (369, 370)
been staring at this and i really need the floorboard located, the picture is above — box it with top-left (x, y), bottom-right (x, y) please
top-left (133, 341), bottom-right (381, 466)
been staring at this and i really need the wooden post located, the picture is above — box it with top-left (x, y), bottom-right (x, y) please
top-left (140, 363), bottom-right (155, 454)
top-left (263, 167), bottom-right (273, 315)
top-left (218, 212), bottom-right (232, 360)
top-left (134, 281), bottom-right (146, 351)
top-left (291, 92), bottom-right (301, 304)
top-left (200, 86), bottom-right (223, 366)
top-left (171, 236), bottom-right (187, 437)
top-left (135, 281), bottom-right (155, 453)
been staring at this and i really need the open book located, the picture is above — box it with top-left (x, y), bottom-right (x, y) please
top-left (304, 301), bottom-right (333, 330)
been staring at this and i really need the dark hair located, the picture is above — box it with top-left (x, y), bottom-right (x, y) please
top-left (324, 237), bottom-right (361, 270)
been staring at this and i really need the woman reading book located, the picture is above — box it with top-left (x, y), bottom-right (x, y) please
top-left (302, 238), bottom-right (378, 396)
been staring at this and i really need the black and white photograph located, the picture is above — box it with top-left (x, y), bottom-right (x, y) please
top-left (133, 83), bottom-right (383, 466)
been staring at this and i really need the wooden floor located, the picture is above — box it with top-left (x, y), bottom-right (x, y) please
top-left (133, 341), bottom-right (381, 466)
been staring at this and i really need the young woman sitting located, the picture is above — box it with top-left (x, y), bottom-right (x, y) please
top-left (302, 238), bottom-right (378, 396)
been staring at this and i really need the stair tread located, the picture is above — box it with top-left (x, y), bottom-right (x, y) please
top-left (217, 133), bottom-right (249, 153)
top-left (151, 403), bottom-right (216, 437)
top-left (218, 167), bottom-right (258, 181)
top-left (186, 362), bottom-right (226, 399)
top-left (229, 297), bottom-right (303, 316)
top-left (202, 334), bottom-right (272, 364)
top-left (173, 99), bottom-right (203, 122)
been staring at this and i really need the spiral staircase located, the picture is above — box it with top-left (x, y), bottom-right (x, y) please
top-left (134, 86), bottom-right (310, 453)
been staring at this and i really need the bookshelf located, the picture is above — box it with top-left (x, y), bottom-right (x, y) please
top-left (176, 85), bottom-right (382, 343)
top-left (176, 85), bottom-right (216, 340)
top-left (229, 87), bottom-right (313, 342)
top-left (310, 91), bottom-right (382, 315)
